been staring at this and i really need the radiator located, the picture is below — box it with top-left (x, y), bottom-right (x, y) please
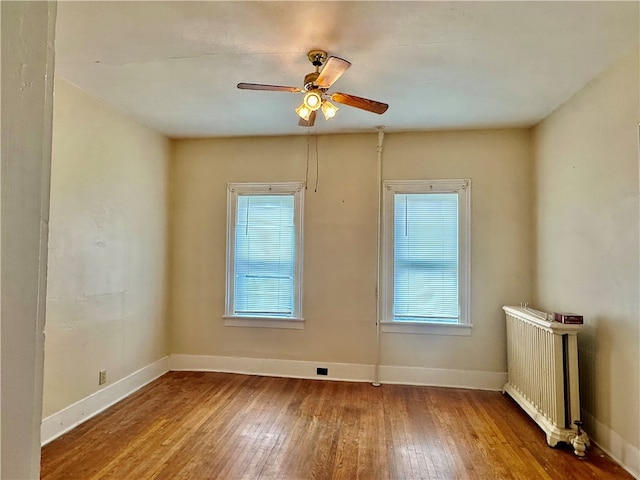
top-left (503, 306), bottom-right (588, 452)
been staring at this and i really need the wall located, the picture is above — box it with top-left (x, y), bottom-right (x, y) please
top-left (1, 2), bottom-right (56, 478)
top-left (170, 129), bottom-right (532, 385)
top-left (43, 79), bottom-right (170, 418)
top-left (533, 46), bottom-right (640, 475)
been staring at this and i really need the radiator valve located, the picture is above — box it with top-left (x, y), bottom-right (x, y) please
top-left (570, 420), bottom-right (590, 458)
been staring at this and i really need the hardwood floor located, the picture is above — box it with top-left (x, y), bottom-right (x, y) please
top-left (41, 372), bottom-right (631, 479)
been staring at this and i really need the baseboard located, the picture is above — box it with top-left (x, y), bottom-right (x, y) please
top-left (169, 354), bottom-right (374, 382)
top-left (379, 364), bottom-right (506, 391)
top-left (169, 354), bottom-right (506, 391)
top-left (582, 409), bottom-right (640, 479)
top-left (41, 356), bottom-right (170, 446)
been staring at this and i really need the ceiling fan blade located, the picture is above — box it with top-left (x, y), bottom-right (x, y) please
top-left (315, 57), bottom-right (351, 88)
top-left (298, 110), bottom-right (317, 127)
top-left (237, 83), bottom-right (302, 93)
top-left (330, 92), bottom-right (389, 114)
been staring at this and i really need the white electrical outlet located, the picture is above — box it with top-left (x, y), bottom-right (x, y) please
top-left (99, 369), bottom-right (107, 385)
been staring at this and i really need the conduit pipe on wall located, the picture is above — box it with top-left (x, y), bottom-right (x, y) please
top-left (373, 127), bottom-right (385, 387)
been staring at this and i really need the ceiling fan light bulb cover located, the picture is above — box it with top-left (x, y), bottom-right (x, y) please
top-left (303, 91), bottom-right (322, 111)
top-left (295, 103), bottom-right (311, 121)
top-left (321, 100), bottom-right (339, 119)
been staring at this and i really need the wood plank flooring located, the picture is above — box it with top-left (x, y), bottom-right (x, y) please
top-left (41, 372), bottom-right (632, 479)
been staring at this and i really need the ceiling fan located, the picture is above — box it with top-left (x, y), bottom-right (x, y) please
top-left (237, 50), bottom-right (389, 127)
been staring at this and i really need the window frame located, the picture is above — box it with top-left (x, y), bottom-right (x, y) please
top-left (381, 179), bottom-right (471, 336)
top-left (224, 182), bottom-right (305, 329)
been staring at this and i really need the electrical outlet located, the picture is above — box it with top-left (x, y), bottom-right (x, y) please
top-left (99, 369), bottom-right (107, 385)
top-left (316, 367), bottom-right (328, 376)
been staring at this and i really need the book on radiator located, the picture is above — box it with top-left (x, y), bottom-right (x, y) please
top-left (553, 312), bottom-right (583, 324)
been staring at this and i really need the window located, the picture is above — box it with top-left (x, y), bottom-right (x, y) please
top-left (225, 182), bottom-right (304, 329)
top-left (381, 179), bottom-right (471, 335)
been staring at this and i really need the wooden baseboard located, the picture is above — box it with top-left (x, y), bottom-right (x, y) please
top-left (41, 356), bottom-right (170, 445)
top-left (380, 364), bottom-right (506, 390)
top-left (169, 354), bottom-right (507, 391)
top-left (169, 354), bottom-right (374, 382)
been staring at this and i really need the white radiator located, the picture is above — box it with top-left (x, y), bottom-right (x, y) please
top-left (503, 306), bottom-right (588, 453)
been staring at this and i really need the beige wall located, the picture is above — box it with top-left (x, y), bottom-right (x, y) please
top-left (170, 129), bottom-right (532, 374)
top-left (533, 46), bottom-right (639, 468)
top-left (43, 80), bottom-right (170, 417)
top-left (1, 2), bottom-right (56, 478)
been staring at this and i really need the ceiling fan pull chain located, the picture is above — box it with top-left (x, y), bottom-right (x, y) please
top-left (305, 131), bottom-right (310, 190)
top-left (315, 135), bottom-right (319, 193)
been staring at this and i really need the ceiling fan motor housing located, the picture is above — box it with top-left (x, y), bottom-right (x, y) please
top-left (303, 72), bottom-right (321, 91)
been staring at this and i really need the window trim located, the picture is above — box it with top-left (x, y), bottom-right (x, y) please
top-left (224, 182), bottom-right (304, 329)
top-left (381, 179), bottom-right (471, 335)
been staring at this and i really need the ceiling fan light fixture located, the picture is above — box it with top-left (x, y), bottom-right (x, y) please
top-left (321, 100), bottom-right (339, 120)
top-left (303, 90), bottom-right (322, 111)
top-left (295, 103), bottom-right (311, 121)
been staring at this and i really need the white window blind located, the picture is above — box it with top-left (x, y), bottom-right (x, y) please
top-left (225, 182), bottom-right (304, 327)
top-left (233, 194), bottom-right (295, 317)
top-left (381, 179), bottom-right (470, 334)
top-left (393, 193), bottom-right (459, 323)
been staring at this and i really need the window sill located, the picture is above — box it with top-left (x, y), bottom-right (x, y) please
top-left (223, 316), bottom-right (305, 330)
top-left (380, 321), bottom-right (472, 336)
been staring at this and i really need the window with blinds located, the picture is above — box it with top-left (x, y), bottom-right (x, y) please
top-left (382, 179), bottom-right (471, 334)
top-left (225, 183), bottom-right (304, 326)
top-left (393, 192), bottom-right (459, 323)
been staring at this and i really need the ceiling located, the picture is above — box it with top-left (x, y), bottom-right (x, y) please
top-left (54, 1), bottom-right (639, 138)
